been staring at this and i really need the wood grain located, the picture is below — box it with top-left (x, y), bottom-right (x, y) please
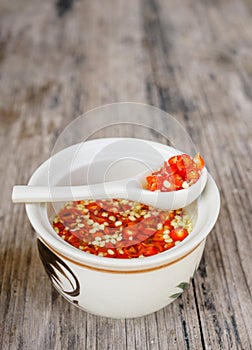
top-left (0, 0), bottom-right (251, 349)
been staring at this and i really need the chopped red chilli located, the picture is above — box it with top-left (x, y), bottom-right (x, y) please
top-left (52, 199), bottom-right (193, 259)
top-left (146, 153), bottom-right (205, 192)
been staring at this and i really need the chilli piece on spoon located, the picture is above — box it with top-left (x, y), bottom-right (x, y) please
top-left (146, 153), bottom-right (205, 192)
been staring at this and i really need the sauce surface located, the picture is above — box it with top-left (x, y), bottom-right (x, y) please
top-left (52, 199), bottom-right (193, 259)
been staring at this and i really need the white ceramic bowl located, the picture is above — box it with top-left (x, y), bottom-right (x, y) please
top-left (26, 138), bottom-right (220, 318)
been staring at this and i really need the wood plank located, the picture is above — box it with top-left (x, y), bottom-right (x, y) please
top-left (0, 0), bottom-right (251, 349)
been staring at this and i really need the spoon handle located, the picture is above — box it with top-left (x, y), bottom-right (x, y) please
top-left (12, 182), bottom-right (129, 203)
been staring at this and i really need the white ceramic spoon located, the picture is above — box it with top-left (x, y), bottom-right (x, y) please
top-left (12, 167), bottom-right (207, 210)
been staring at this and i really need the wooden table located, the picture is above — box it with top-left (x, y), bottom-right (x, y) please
top-left (1, 0), bottom-right (251, 349)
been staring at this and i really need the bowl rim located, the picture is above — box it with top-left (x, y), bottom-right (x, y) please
top-left (25, 137), bottom-right (220, 271)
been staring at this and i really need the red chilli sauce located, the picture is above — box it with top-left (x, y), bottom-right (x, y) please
top-left (52, 153), bottom-right (203, 259)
